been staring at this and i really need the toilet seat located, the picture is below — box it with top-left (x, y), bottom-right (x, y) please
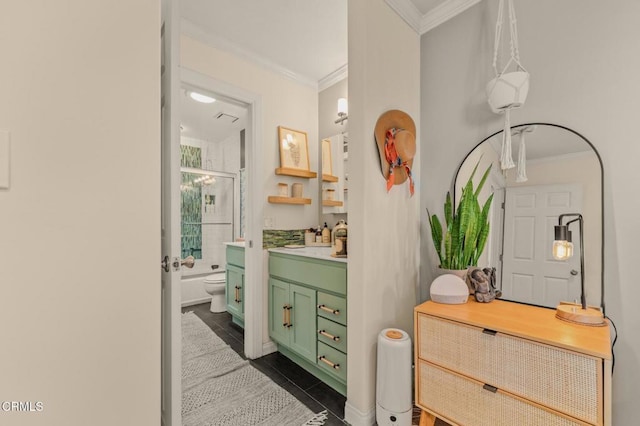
top-left (204, 271), bottom-right (225, 285)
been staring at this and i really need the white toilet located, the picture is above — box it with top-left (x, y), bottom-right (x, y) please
top-left (203, 271), bottom-right (226, 313)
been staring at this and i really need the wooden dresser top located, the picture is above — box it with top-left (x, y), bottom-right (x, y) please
top-left (415, 298), bottom-right (612, 359)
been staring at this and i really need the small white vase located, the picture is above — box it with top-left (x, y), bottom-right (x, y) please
top-left (438, 267), bottom-right (473, 295)
top-left (486, 71), bottom-right (530, 113)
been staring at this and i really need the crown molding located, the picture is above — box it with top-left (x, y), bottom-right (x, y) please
top-left (385, 0), bottom-right (422, 33)
top-left (386, 0), bottom-right (482, 35)
top-left (318, 64), bottom-right (348, 92)
top-left (181, 18), bottom-right (318, 90)
top-left (420, 0), bottom-right (482, 34)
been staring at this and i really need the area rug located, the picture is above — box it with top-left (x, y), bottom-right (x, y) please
top-left (182, 312), bottom-right (327, 426)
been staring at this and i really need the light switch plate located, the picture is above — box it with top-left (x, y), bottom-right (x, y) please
top-left (0, 130), bottom-right (9, 189)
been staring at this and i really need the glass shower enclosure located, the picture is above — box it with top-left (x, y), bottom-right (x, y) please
top-left (180, 166), bottom-right (236, 277)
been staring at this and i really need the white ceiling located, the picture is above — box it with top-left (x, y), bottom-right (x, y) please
top-left (180, 85), bottom-right (248, 143)
top-left (181, 0), bottom-right (463, 89)
top-left (181, 0), bottom-right (348, 86)
top-left (178, 0), bottom-right (466, 143)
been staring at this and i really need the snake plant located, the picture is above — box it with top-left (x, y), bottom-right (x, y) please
top-left (428, 161), bottom-right (494, 270)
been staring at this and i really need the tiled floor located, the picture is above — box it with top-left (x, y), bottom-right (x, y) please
top-left (183, 302), bottom-right (347, 425)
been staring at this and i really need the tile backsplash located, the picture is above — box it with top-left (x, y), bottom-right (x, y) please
top-left (263, 229), bottom-right (306, 248)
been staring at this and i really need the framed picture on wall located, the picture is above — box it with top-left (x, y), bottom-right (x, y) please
top-left (322, 138), bottom-right (333, 176)
top-left (278, 126), bottom-right (310, 171)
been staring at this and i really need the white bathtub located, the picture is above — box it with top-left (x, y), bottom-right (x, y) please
top-left (181, 274), bottom-right (214, 307)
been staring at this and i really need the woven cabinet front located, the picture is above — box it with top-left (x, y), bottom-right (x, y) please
top-left (418, 314), bottom-right (601, 425)
top-left (418, 361), bottom-right (588, 426)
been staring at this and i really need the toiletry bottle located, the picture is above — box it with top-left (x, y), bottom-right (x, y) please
top-left (322, 222), bottom-right (330, 243)
top-left (333, 220), bottom-right (348, 256)
top-left (315, 225), bottom-right (323, 243)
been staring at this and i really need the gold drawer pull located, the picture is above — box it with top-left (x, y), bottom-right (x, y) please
top-left (318, 355), bottom-right (340, 370)
top-left (286, 305), bottom-right (293, 328)
top-left (234, 286), bottom-right (241, 303)
top-left (318, 329), bottom-right (340, 342)
top-left (282, 305), bottom-right (289, 327)
top-left (282, 305), bottom-right (292, 328)
top-left (317, 304), bottom-right (340, 315)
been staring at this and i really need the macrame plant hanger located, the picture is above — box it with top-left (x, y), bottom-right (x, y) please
top-left (487, 0), bottom-right (530, 173)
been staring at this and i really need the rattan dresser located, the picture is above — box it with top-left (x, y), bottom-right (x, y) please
top-left (414, 299), bottom-right (612, 426)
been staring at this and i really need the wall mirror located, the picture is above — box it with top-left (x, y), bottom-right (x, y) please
top-left (454, 123), bottom-right (604, 310)
top-left (321, 133), bottom-right (347, 214)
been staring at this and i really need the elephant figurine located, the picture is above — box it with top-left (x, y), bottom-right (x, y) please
top-left (467, 267), bottom-right (502, 303)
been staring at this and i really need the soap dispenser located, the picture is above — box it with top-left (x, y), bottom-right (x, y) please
top-left (332, 220), bottom-right (347, 257)
top-left (322, 222), bottom-right (330, 243)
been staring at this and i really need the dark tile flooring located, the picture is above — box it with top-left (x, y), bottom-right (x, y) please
top-left (183, 302), bottom-right (347, 425)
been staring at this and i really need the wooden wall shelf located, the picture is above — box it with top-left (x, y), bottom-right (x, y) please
top-left (275, 168), bottom-right (317, 179)
top-left (322, 200), bottom-right (343, 207)
top-left (268, 196), bottom-right (312, 205)
top-left (322, 174), bottom-right (339, 182)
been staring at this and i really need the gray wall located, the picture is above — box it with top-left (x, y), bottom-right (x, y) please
top-left (347, 0), bottom-right (421, 423)
top-left (420, 1), bottom-right (640, 424)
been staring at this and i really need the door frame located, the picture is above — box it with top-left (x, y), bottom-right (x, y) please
top-left (180, 67), bottom-right (264, 359)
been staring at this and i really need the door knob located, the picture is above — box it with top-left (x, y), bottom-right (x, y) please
top-left (570, 269), bottom-right (578, 276)
top-left (181, 256), bottom-right (195, 268)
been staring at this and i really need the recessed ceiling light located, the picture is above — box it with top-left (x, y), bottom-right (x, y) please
top-left (189, 91), bottom-right (216, 104)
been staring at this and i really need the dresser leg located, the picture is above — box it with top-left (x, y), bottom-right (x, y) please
top-left (419, 410), bottom-right (436, 426)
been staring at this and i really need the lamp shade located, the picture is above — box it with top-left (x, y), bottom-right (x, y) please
top-left (553, 225), bottom-right (572, 260)
top-left (337, 98), bottom-right (348, 115)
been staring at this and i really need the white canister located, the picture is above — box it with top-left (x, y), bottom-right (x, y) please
top-left (278, 182), bottom-right (288, 197)
top-left (291, 183), bottom-right (303, 198)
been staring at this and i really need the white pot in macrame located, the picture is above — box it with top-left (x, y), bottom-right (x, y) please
top-left (486, 0), bottom-right (530, 171)
top-left (486, 71), bottom-right (529, 113)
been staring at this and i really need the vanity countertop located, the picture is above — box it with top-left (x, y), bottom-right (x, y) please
top-left (224, 241), bottom-right (246, 248)
top-left (268, 246), bottom-right (347, 264)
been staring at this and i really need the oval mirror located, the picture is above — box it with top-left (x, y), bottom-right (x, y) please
top-left (454, 123), bottom-right (603, 310)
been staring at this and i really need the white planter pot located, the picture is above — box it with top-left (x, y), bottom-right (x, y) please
top-left (438, 267), bottom-right (473, 295)
top-left (486, 71), bottom-right (530, 113)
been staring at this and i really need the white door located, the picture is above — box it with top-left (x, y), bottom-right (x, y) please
top-left (161, 0), bottom-right (181, 424)
top-left (488, 186), bottom-right (505, 282)
top-left (501, 184), bottom-right (582, 308)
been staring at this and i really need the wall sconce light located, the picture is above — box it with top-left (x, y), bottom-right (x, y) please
top-left (552, 213), bottom-right (605, 326)
top-left (335, 98), bottom-right (348, 125)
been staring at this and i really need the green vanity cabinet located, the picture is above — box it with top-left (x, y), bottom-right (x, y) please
top-left (225, 245), bottom-right (245, 327)
top-left (268, 278), bottom-right (317, 363)
top-left (268, 250), bottom-right (347, 395)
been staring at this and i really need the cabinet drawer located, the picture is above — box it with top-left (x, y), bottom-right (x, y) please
top-left (317, 341), bottom-right (347, 383)
top-left (317, 292), bottom-right (347, 326)
top-left (226, 246), bottom-right (244, 268)
top-left (317, 317), bottom-right (347, 353)
top-left (418, 314), bottom-right (601, 425)
top-left (269, 253), bottom-right (346, 295)
top-left (417, 360), bottom-right (586, 426)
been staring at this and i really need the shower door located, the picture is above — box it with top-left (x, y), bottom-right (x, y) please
top-left (180, 167), bottom-right (236, 276)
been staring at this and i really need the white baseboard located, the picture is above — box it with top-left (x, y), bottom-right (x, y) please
top-left (262, 340), bottom-right (277, 356)
top-left (344, 400), bottom-right (375, 426)
top-left (181, 297), bottom-right (211, 308)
